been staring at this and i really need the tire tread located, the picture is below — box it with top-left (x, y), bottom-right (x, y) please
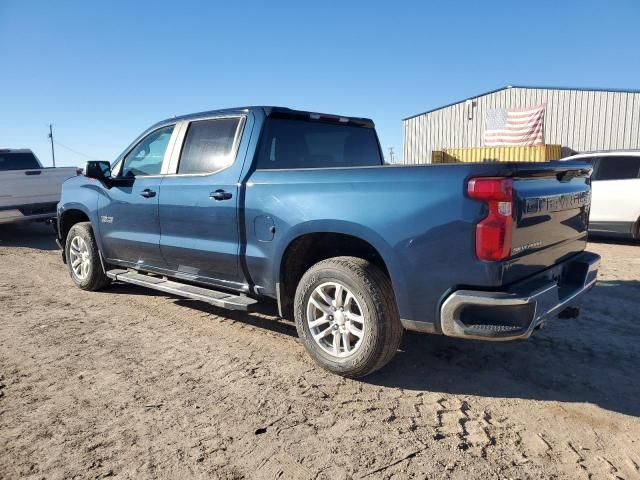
top-left (65, 222), bottom-right (110, 291)
top-left (294, 256), bottom-right (403, 378)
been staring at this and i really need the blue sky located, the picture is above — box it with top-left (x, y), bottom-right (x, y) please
top-left (1, 0), bottom-right (638, 166)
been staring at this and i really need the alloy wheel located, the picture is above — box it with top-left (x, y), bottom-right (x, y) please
top-left (306, 281), bottom-right (365, 358)
top-left (69, 235), bottom-right (91, 280)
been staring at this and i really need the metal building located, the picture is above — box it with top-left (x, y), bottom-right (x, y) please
top-left (402, 85), bottom-right (640, 164)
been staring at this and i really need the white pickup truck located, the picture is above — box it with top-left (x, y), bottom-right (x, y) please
top-left (0, 149), bottom-right (79, 224)
top-left (564, 151), bottom-right (640, 239)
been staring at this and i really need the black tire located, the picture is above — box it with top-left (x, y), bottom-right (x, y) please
top-left (64, 222), bottom-right (110, 291)
top-left (294, 256), bottom-right (403, 378)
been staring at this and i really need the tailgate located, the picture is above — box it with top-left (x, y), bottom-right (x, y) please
top-left (503, 160), bottom-right (592, 283)
top-left (0, 168), bottom-right (77, 209)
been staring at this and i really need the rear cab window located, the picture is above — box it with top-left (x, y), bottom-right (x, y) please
top-left (0, 151), bottom-right (41, 171)
top-left (256, 118), bottom-right (383, 169)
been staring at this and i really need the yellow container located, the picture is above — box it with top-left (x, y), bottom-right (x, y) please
top-left (432, 144), bottom-right (562, 164)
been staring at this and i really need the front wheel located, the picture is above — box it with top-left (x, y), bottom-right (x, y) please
top-left (294, 256), bottom-right (403, 378)
top-left (65, 222), bottom-right (110, 291)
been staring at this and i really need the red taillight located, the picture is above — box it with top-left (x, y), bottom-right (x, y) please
top-left (467, 177), bottom-right (514, 261)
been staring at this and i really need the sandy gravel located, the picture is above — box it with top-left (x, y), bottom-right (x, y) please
top-left (1, 222), bottom-right (639, 480)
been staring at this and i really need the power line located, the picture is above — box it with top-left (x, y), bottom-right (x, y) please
top-left (53, 140), bottom-right (94, 159)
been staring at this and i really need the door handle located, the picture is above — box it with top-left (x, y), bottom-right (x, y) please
top-left (210, 189), bottom-right (232, 201)
top-left (140, 189), bottom-right (156, 198)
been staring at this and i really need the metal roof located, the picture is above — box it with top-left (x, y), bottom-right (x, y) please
top-left (403, 85), bottom-right (640, 121)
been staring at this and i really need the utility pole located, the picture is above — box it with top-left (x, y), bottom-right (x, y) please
top-left (48, 124), bottom-right (56, 167)
top-left (388, 147), bottom-right (395, 163)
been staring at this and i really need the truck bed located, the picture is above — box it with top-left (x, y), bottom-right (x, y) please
top-left (0, 167), bottom-right (78, 223)
top-left (244, 159), bottom-right (593, 330)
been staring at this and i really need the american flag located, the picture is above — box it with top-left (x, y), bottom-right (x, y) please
top-left (484, 105), bottom-right (545, 146)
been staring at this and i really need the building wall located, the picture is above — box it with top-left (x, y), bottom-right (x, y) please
top-left (403, 87), bottom-right (640, 164)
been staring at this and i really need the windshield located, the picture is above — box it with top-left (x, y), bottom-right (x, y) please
top-left (0, 152), bottom-right (41, 171)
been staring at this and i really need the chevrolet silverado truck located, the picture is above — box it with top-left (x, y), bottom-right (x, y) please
top-left (56, 107), bottom-right (600, 377)
top-left (0, 149), bottom-right (78, 224)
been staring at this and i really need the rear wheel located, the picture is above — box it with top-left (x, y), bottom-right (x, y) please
top-left (294, 256), bottom-right (403, 378)
top-left (65, 222), bottom-right (110, 291)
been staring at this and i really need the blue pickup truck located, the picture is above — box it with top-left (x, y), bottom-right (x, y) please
top-left (57, 107), bottom-right (600, 377)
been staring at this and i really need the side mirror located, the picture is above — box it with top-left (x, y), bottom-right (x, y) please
top-left (85, 161), bottom-right (112, 181)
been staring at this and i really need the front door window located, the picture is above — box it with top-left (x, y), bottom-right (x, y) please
top-left (121, 125), bottom-right (174, 177)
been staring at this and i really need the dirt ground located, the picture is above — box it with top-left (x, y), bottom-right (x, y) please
top-left (0, 222), bottom-right (639, 480)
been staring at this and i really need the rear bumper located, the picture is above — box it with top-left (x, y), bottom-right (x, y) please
top-left (589, 221), bottom-right (637, 239)
top-left (439, 251), bottom-right (600, 341)
top-left (0, 202), bottom-right (58, 225)
top-left (0, 211), bottom-right (56, 224)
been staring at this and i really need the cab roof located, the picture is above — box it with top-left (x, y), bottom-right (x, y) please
top-left (160, 106), bottom-right (375, 128)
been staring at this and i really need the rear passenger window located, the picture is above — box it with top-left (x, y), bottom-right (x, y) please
top-left (594, 156), bottom-right (640, 181)
top-left (178, 118), bottom-right (241, 174)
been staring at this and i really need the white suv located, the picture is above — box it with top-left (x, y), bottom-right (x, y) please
top-left (564, 151), bottom-right (640, 240)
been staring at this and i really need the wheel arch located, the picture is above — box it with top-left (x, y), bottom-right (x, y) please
top-left (58, 205), bottom-right (103, 262)
top-left (59, 208), bottom-right (91, 244)
top-left (274, 221), bottom-right (408, 320)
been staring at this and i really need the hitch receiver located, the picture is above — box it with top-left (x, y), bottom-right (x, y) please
top-left (558, 306), bottom-right (580, 320)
